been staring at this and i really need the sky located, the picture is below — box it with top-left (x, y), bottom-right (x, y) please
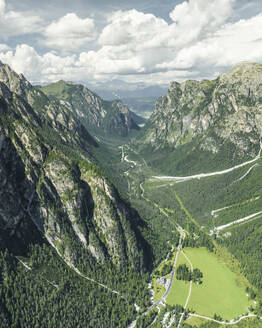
top-left (0, 0), bottom-right (261, 87)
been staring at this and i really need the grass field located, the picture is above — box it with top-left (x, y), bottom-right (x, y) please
top-left (185, 316), bottom-right (207, 326)
top-left (166, 251), bottom-right (189, 306)
top-left (153, 283), bottom-right (165, 301)
top-left (165, 247), bottom-right (251, 320)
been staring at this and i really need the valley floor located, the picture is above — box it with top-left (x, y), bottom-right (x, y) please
top-left (119, 143), bottom-right (262, 328)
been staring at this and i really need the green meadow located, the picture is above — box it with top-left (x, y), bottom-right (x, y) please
top-left (163, 247), bottom-right (251, 320)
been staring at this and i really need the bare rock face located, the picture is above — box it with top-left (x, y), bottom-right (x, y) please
top-left (0, 61), bottom-right (145, 271)
top-left (141, 62), bottom-right (262, 157)
top-left (40, 81), bottom-right (139, 137)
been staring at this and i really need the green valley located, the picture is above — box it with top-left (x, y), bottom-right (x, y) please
top-left (1, 61), bottom-right (262, 328)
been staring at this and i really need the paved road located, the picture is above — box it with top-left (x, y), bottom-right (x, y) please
top-left (234, 163), bottom-right (258, 182)
top-left (120, 145), bottom-right (137, 166)
top-left (130, 146), bottom-right (262, 327)
top-left (124, 155), bottom-right (137, 166)
top-left (214, 210), bottom-right (262, 232)
top-left (145, 233), bottom-right (183, 314)
top-left (211, 205), bottom-right (234, 217)
top-left (211, 196), bottom-right (260, 218)
top-left (152, 146), bottom-right (262, 183)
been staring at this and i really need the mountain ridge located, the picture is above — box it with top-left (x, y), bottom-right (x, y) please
top-left (0, 61), bottom-right (147, 272)
top-left (133, 62), bottom-right (262, 174)
top-left (40, 80), bottom-right (140, 137)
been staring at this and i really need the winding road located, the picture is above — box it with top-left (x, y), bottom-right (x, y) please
top-left (214, 210), bottom-right (262, 232)
top-left (120, 145), bottom-right (138, 166)
top-left (234, 163), bottom-right (258, 182)
top-left (152, 146), bottom-right (262, 183)
top-left (211, 196), bottom-right (260, 218)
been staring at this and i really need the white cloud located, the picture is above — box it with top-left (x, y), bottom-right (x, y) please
top-left (0, 0), bottom-right (5, 14)
top-left (89, 1), bottom-right (236, 78)
top-left (213, 14), bottom-right (262, 66)
top-left (0, 0), bottom-right (42, 38)
top-left (166, 0), bottom-right (234, 47)
top-left (119, 69), bottom-right (201, 85)
top-left (78, 48), bottom-right (144, 75)
top-left (0, 43), bottom-right (10, 51)
top-left (0, 44), bottom-right (80, 83)
top-left (42, 13), bottom-right (97, 52)
top-left (99, 9), bottom-right (168, 48)
top-left (0, 44), bottom-right (43, 78)
top-left (170, 0), bottom-right (234, 29)
top-left (95, 9), bottom-right (171, 75)
top-left (0, 0), bottom-right (262, 86)
top-left (159, 13), bottom-right (262, 70)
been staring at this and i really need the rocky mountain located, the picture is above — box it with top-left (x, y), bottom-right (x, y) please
top-left (139, 62), bottom-right (262, 162)
top-left (0, 61), bottom-right (146, 271)
top-left (40, 80), bottom-right (140, 137)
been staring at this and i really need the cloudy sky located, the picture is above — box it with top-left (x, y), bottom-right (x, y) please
top-left (0, 0), bottom-right (261, 87)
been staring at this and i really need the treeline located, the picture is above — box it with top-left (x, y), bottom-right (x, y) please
top-left (220, 219), bottom-right (262, 289)
top-left (28, 243), bottom-right (151, 309)
top-left (160, 262), bottom-right (173, 276)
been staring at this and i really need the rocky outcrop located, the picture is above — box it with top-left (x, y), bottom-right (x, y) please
top-left (141, 62), bottom-right (262, 157)
top-left (40, 80), bottom-right (139, 137)
top-left (0, 61), bottom-right (146, 271)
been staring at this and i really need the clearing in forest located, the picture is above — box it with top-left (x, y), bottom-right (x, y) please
top-left (165, 247), bottom-right (251, 320)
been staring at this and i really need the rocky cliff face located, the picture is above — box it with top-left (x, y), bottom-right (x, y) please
top-left (141, 62), bottom-right (262, 157)
top-left (0, 61), bottom-right (145, 271)
top-left (40, 81), bottom-right (139, 137)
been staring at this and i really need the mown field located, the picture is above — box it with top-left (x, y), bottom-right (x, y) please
top-left (163, 248), bottom-right (251, 320)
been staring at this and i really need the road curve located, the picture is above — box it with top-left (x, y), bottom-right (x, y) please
top-left (214, 210), bottom-right (262, 232)
top-left (152, 146), bottom-right (262, 183)
top-left (234, 163), bottom-right (258, 182)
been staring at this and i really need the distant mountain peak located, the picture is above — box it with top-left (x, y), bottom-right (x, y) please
top-left (40, 80), bottom-right (140, 137)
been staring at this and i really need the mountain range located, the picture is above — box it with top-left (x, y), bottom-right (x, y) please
top-left (135, 62), bottom-right (262, 174)
top-left (0, 61), bottom-right (147, 272)
top-left (1, 60), bottom-right (262, 328)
